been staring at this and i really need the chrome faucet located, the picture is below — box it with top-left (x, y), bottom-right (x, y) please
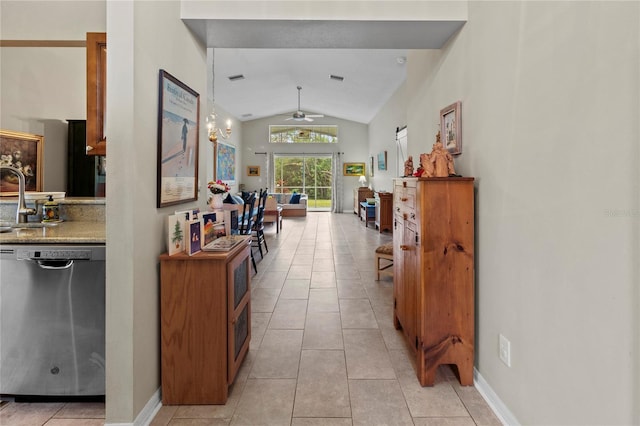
top-left (1, 165), bottom-right (36, 223)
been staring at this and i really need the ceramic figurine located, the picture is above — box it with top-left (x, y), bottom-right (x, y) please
top-left (404, 155), bottom-right (414, 177)
top-left (430, 131), bottom-right (456, 177)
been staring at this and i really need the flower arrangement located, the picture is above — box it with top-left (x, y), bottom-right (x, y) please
top-left (208, 180), bottom-right (230, 195)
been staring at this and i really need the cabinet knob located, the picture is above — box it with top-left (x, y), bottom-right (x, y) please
top-left (401, 197), bottom-right (408, 202)
top-left (403, 213), bottom-right (408, 220)
top-left (400, 245), bottom-right (410, 251)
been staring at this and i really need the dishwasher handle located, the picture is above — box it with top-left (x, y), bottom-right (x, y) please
top-left (36, 260), bottom-right (74, 270)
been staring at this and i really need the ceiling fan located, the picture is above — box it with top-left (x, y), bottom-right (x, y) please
top-left (285, 86), bottom-right (324, 122)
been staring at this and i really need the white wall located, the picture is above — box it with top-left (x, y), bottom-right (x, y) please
top-left (0, 1), bottom-right (106, 192)
top-left (368, 80), bottom-right (407, 193)
top-left (403, 2), bottom-right (639, 424)
top-left (241, 115), bottom-right (368, 210)
top-left (106, 1), bottom-right (208, 422)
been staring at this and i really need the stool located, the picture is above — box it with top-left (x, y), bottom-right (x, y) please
top-left (375, 242), bottom-right (394, 280)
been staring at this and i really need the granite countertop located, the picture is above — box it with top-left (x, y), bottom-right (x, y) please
top-left (0, 221), bottom-right (106, 244)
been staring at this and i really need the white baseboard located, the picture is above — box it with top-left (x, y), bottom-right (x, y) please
top-left (104, 388), bottom-right (162, 426)
top-left (474, 368), bottom-right (520, 426)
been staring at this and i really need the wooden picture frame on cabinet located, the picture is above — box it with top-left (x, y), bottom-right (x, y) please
top-left (440, 101), bottom-right (462, 155)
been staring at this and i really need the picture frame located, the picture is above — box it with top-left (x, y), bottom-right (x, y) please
top-left (440, 101), bottom-right (462, 155)
top-left (369, 156), bottom-right (374, 177)
top-left (247, 166), bottom-right (260, 177)
top-left (0, 129), bottom-right (44, 194)
top-left (377, 151), bottom-right (387, 171)
top-left (216, 140), bottom-right (236, 184)
top-left (156, 69), bottom-right (200, 208)
top-left (343, 162), bottom-right (365, 176)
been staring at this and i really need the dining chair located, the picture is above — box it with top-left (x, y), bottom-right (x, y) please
top-left (252, 189), bottom-right (269, 258)
top-left (239, 192), bottom-right (257, 273)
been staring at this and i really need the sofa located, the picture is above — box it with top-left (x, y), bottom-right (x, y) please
top-left (267, 193), bottom-right (308, 217)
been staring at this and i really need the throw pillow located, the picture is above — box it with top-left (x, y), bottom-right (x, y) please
top-left (290, 193), bottom-right (301, 204)
top-left (223, 193), bottom-right (234, 204)
top-left (231, 194), bottom-right (245, 205)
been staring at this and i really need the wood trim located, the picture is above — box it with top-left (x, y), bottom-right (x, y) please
top-left (0, 40), bottom-right (85, 47)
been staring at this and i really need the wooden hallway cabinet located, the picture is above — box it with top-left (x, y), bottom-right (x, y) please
top-left (393, 177), bottom-right (475, 386)
top-left (160, 237), bottom-right (251, 404)
top-left (374, 191), bottom-right (393, 233)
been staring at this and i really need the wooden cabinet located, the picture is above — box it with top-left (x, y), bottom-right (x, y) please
top-left (86, 32), bottom-right (106, 156)
top-left (374, 191), bottom-right (393, 233)
top-left (160, 238), bottom-right (251, 404)
top-left (354, 187), bottom-right (373, 214)
top-left (393, 177), bottom-right (475, 386)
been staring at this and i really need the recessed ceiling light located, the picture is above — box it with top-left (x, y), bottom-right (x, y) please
top-left (228, 74), bottom-right (245, 81)
top-left (330, 75), bottom-right (344, 82)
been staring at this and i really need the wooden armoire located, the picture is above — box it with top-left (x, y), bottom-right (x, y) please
top-left (393, 177), bottom-right (475, 386)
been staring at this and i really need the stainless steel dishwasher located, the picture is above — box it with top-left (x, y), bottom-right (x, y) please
top-left (0, 244), bottom-right (105, 397)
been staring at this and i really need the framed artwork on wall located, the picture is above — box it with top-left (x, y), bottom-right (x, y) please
top-left (369, 156), bottom-right (374, 177)
top-left (343, 162), bottom-right (365, 176)
top-left (216, 141), bottom-right (236, 184)
top-left (247, 166), bottom-right (260, 176)
top-left (156, 69), bottom-right (199, 208)
top-left (0, 129), bottom-right (44, 194)
top-left (377, 151), bottom-right (387, 171)
top-left (440, 101), bottom-right (462, 155)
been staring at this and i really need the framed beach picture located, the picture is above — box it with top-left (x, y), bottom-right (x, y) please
top-left (0, 129), bottom-right (44, 194)
top-left (343, 162), bottom-right (365, 176)
top-left (440, 101), bottom-right (462, 155)
top-left (216, 141), bottom-right (236, 184)
top-left (377, 151), bottom-right (387, 171)
top-left (157, 69), bottom-right (200, 208)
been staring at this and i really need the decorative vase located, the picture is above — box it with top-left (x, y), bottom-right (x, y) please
top-left (209, 193), bottom-right (224, 210)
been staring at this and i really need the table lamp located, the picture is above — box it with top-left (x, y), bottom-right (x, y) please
top-left (359, 175), bottom-right (367, 187)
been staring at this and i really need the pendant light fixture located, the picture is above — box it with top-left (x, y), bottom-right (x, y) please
top-left (207, 49), bottom-right (231, 142)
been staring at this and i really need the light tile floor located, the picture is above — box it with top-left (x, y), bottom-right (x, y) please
top-left (0, 212), bottom-right (501, 426)
top-left (152, 212), bottom-right (501, 426)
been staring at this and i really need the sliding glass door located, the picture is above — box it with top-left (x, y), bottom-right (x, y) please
top-left (273, 154), bottom-right (332, 211)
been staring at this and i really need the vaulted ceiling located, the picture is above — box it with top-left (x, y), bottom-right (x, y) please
top-left (184, 18), bottom-right (465, 124)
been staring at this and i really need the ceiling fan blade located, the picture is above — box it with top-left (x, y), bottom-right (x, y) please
top-left (304, 117), bottom-right (314, 122)
top-left (306, 114), bottom-right (324, 118)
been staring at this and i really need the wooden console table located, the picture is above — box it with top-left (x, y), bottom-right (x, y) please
top-left (159, 237), bottom-right (251, 404)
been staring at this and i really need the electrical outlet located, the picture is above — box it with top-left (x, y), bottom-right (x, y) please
top-left (499, 334), bottom-right (511, 367)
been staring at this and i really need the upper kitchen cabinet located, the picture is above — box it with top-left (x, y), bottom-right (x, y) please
top-left (86, 32), bottom-right (106, 156)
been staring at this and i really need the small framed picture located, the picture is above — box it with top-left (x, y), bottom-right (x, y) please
top-left (440, 101), bottom-right (462, 155)
top-left (377, 151), bottom-right (387, 171)
top-left (369, 156), bottom-right (374, 177)
top-left (343, 162), bottom-right (365, 176)
top-left (247, 165), bottom-right (260, 176)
